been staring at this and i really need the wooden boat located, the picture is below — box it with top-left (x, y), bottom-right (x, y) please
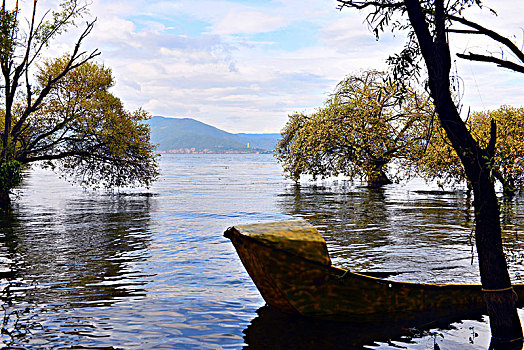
top-left (224, 219), bottom-right (524, 323)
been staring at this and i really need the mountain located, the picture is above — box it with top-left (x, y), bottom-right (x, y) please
top-left (147, 116), bottom-right (281, 153)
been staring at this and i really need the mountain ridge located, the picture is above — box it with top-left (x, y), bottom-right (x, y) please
top-left (147, 116), bottom-right (281, 153)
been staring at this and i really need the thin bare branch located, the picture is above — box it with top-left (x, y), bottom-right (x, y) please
top-left (446, 29), bottom-right (480, 34)
top-left (22, 1), bottom-right (91, 76)
top-left (486, 118), bottom-right (496, 157)
top-left (22, 150), bottom-right (91, 163)
top-left (11, 19), bottom-right (100, 141)
top-left (337, 0), bottom-right (403, 11)
top-left (25, 116), bottom-right (76, 152)
top-left (457, 52), bottom-right (524, 73)
top-left (449, 14), bottom-right (524, 64)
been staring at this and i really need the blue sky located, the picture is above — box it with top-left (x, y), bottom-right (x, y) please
top-left (43, 0), bottom-right (524, 133)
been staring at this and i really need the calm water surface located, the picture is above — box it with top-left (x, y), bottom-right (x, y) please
top-left (1, 154), bottom-right (524, 349)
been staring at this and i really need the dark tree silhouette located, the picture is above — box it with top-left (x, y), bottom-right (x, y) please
top-left (337, 1), bottom-right (524, 347)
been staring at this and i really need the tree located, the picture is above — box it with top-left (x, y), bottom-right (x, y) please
top-left (336, 0), bottom-right (523, 346)
top-left (409, 121), bottom-right (465, 188)
top-left (0, 1), bottom-right (158, 213)
top-left (32, 57), bottom-right (158, 187)
top-left (276, 70), bottom-right (434, 187)
top-left (413, 106), bottom-right (524, 197)
top-left (469, 106), bottom-right (524, 197)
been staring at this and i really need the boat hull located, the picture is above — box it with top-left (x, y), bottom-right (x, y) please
top-left (226, 221), bottom-right (524, 323)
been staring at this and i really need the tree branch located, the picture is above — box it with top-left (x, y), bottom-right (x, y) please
top-left (446, 29), bottom-right (479, 34)
top-left (486, 118), bottom-right (497, 158)
top-left (11, 19), bottom-right (100, 142)
top-left (456, 52), bottom-right (524, 73)
top-left (20, 149), bottom-right (114, 163)
top-left (25, 2), bottom-right (91, 70)
top-left (404, 0), bottom-right (437, 66)
top-left (448, 14), bottom-right (524, 65)
top-left (9, 1), bottom-right (37, 112)
top-left (336, 0), bottom-right (403, 11)
top-left (24, 116), bottom-right (76, 154)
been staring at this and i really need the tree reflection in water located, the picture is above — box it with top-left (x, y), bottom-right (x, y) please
top-left (0, 156), bottom-right (523, 348)
top-left (276, 182), bottom-right (519, 283)
top-left (244, 306), bottom-right (490, 350)
top-left (0, 193), bottom-right (154, 346)
top-left (257, 181), bottom-right (524, 348)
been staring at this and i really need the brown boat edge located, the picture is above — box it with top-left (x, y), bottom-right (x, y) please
top-left (224, 219), bottom-right (524, 324)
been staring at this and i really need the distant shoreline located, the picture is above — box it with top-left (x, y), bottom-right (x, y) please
top-left (157, 149), bottom-right (272, 154)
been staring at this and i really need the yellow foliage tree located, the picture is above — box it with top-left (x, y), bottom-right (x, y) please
top-left (411, 105), bottom-right (524, 196)
top-left (276, 70), bottom-right (435, 187)
top-left (11, 57), bottom-right (159, 189)
top-left (471, 106), bottom-right (524, 195)
top-left (336, 0), bottom-right (524, 341)
top-left (0, 1), bottom-right (158, 213)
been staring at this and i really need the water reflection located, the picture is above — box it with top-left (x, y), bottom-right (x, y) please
top-left (2, 154), bottom-right (524, 348)
top-left (277, 182), bottom-right (524, 284)
top-left (16, 194), bottom-right (152, 306)
top-left (244, 306), bottom-right (492, 350)
top-left (0, 190), bottom-right (154, 347)
top-left (267, 180), bottom-right (524, 348)
top-left (277, 182), bottom-right (482, 283)
top-left (0, 155), bottom-right (285, 349)
top-left (244, 306), bottom-right (409, 350)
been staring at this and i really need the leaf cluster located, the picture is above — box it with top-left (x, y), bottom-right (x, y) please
top-left (0, 5), bottom-right (17, 64)
top-left (0, 159), bottom-right (21, 193)
top-left (34, 0), bottom-right (90, 46)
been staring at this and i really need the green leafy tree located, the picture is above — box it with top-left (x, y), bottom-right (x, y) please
top-left (25, 57), bottom-right (157, 188)
top-left (276, 70), bottom-right (434, 187)
top-left (0, 1), bottom-right (158, 213)
top-left (337, 0), bottom-right (524, 344)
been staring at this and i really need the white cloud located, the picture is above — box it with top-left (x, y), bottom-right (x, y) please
top-left (29, 0), bottom-right (524, 133)
top-left (92, 16), bottom-right (138, 46)
top-left (212, 10), bottom-right (287, 35)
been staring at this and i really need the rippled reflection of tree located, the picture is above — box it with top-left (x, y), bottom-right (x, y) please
top-left (276, 182), bottom-right (484, 279)
top-left (0, 194), bottom-right (154, 347)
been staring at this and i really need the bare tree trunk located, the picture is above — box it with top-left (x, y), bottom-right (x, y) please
top-left (433, 84), bottom-right (522, 348)
top-left (474, 172), bottom-right (522, 348)
top-left (403, 0), bottom-right (523, 344)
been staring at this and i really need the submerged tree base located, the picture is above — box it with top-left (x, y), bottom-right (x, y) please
top-left (489, 337), bottom-right (524, 350)
top-left (367, 171), bottom-right (392, 188)
top-left (0, 191), bottom-right (10, 215)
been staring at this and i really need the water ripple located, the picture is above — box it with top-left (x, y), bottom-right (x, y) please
top-left (1, 155), bottom-right (523, 349)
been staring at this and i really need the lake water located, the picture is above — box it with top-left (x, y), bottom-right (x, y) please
top-left (1, 153), bottom-right (524, 349)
